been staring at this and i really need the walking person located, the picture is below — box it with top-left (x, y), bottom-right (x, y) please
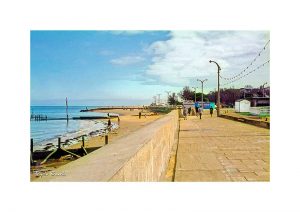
top-left (209, 106), bottom-right (214, 117)
top-left (188, 107), bottom-right (191, 116)
top-left (107, 119), bottom-right (111, 132)
top-left (199, 107), bottom-right (203, 119)
top-left (195, 101), bottom-right (199, 117)
top-left (183, 107), bottom-right (187, 120)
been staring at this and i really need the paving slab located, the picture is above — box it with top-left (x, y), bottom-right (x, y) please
top-left (174, 114), bottom-right (270, 182)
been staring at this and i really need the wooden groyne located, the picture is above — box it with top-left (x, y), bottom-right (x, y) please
top-left (31, 134), bottom-right (111, 165)
top-left (31, 115), bottom-right (119, 121)
top-left (31, 114), bottom-right (48, 121)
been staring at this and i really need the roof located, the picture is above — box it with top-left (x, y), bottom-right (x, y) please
top-left (235, 99), bottom-right (250, 103)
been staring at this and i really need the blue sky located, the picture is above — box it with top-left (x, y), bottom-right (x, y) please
top-left (31, 30), bottom-right (270, 106)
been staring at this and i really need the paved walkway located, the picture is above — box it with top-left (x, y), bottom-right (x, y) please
top-left (174, 114), bottom-right (270, 182)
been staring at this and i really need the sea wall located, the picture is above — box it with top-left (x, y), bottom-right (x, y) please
top-left (220, 114), bottom-right (270, 129)
top-left (110, 110), bottom-right (178, 181)
top-left (37, 110), bottom-right (178, 182)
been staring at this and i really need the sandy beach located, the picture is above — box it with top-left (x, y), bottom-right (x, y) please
top-left (67, 109), bottom-right (161, 149)
top-left (31, 108), bottom-right (162, 181)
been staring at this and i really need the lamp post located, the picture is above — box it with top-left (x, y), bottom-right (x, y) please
top-left (209, 60), bottom-right (221, 117)
top-left (197, 79), bottom-right (208, 111)
top-left (262, 82), bottom-right (267, 97)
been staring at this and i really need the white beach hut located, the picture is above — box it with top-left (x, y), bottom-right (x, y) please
top-left (235, 99), bottom-right (250, 112)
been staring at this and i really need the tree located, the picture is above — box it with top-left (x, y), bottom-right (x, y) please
top-left (195, 92), bottom-right (209, 102)
top-left (178, 86), bottom-right (194, 100)
top-left (168, 93), bottom-right (182, 105)
top-left (177, 84), bottom-right (268, 107)
top-left (208, 91), bottom-right (217, 103)
top-left (208, 88), bottom-right (246, 107)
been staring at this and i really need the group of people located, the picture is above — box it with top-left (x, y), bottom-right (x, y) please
top-left (182, 103), bottom-right (214, 120)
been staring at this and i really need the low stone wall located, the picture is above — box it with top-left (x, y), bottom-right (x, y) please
top-left (220, 114), bottom-right (270, 129)
top-left (36, 110), bottom-right (178, 182)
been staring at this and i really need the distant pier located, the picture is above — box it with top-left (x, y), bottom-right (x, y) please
top-left (80, 106), bottom-right (147, 112)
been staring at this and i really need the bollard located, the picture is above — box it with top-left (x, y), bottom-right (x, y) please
top-left (58, 137), bottom-right (61, 149)
top-left (105, 135), bottom-right (108, 145)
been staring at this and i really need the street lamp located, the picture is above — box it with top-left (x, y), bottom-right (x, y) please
top-left (197, 79), bottom-right (208, 111)
top-left (262, 82), bottom-right (267, 97)
top-left (192, 87), bottom-right (198, 103)
top-left (209, 60), bottom-right (221, 117)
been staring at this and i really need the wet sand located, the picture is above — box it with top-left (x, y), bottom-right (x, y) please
top-left (91, 108), bottom-right (154, 116)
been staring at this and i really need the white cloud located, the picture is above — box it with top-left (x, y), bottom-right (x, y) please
top-left (110, 56), bottom-right (145, 66)
top-left (145, 31), bottom-right (270, 89)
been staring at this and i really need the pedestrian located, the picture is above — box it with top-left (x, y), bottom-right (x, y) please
top-left (118, 116), bottom-right (120, 126)
top-left (195, 102), bottom-right (199, 117)
top-left (188, 107), bottom-right (191, 116)
top-left (183, 107), bottom-right (187, 120)
top-left (210, 106), bottom-right (213, 117)
top-left (199, 107), bottom-right (202, 119)
top-left (139, 111), bottom-right (141, 119)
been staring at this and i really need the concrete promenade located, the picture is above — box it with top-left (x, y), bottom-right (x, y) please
top-left (174, 113), bottom-right (270, 182)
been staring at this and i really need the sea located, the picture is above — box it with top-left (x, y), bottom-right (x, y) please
top-left (30, 106), bottom-right (117, 150)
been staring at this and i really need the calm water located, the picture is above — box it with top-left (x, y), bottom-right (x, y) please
top-left (30, 106), bottom-right (108, 144)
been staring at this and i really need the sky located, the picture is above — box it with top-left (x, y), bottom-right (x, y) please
top-left (31, 30), bottom-right (270, 106)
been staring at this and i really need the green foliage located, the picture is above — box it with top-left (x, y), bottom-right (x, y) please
top-left (168, 92), bottom-right (182, 105)
top-left (259, 114), bottom-right (270, 118)
top-left (179, 86), bottom-right (194, 100)
top-left (238, 112), bottom-right (252, 116)
top-left (238, 112), bottom-right (270, 118)
top-left (149, 107), bottom-right (173, 114)
top-left (178, 86), bottom-right (208, 102)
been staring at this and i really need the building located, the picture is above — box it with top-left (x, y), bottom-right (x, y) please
top-left (247, 97), bottom-right (270, 107)
top-left (235, 99), bottom-right (251, 112)
top-left (182, 100), bottom-right (194, 109)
